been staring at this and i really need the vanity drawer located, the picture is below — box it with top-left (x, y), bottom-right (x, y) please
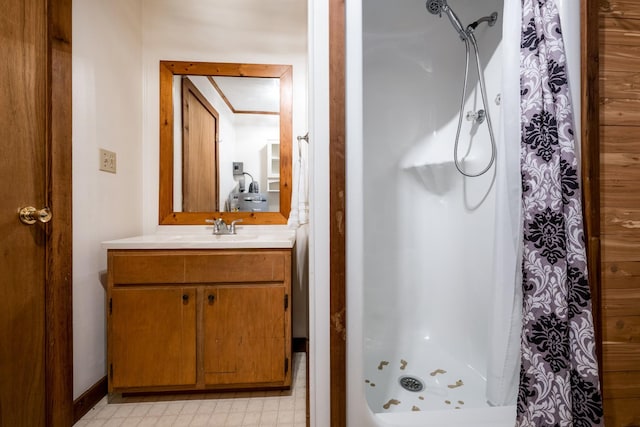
top-left (109, 250), bottom-right (288, 285)
top-left (185, 251), bottom-right (286, 283)
top-left (110, 252), bottom-right (185, 284)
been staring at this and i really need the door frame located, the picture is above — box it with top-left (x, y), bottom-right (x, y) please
top-left (45, 0), bottom-right (74, 425)
top-left (326, 0), bottom-right (600, 425)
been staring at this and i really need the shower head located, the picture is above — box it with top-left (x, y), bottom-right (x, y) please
top-left (426, 0), bottom-right (467, 41)
top-left (426, 0), bottom-right (444, 15)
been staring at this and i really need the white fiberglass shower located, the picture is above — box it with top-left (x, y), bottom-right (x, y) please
top-left (345, 0), bottom-right (581, 425)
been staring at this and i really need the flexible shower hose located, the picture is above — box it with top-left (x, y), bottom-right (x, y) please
top-left (452, 29), bottom-right (497, 177)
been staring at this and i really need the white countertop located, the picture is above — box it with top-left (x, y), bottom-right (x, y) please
top-left (101, 225), bottom-right (296, 250)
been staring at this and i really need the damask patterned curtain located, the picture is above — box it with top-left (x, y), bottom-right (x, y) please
top-left (517, 0), bottom-right (604, 426)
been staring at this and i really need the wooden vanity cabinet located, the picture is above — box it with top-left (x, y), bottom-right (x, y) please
top-left (106, 249), bottom-right (292, 395)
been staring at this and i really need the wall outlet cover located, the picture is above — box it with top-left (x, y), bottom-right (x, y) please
top-left (100, 148), bottom-right (117, 173)
top-left (232, 162), bottom-right (243, 176)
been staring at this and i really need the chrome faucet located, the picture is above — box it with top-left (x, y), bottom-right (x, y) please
top-left (205, 218), bottom-right (243, 235)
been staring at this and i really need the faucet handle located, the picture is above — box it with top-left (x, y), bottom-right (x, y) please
top-left (229, 219), bottom-right (243, 234)
top-left (215, 218), bottom-right (228, 231)
top-left (205, 218), bottom-right (216, 230)
top-left (206, 217), bottom-right (227, 234)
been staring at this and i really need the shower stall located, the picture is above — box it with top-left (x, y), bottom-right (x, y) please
top-left (345, 0), bottom-right (581, 425)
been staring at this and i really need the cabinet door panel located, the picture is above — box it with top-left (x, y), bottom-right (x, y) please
top-left (204, 285), bottom-right (286, 385)
top-left (110, 287), bottom-right (196, 388)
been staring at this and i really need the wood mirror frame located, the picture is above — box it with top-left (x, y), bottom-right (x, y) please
top-left (159, 61), bottom-right (292, 225)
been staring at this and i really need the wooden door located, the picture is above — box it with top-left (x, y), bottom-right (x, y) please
top-left (203, 285), bottom-right (287, 385)
top-left (182, 77), bottom-right (219, 212)
top-left (0, 0), bottom-right (72, 426)
top-left (109, 287), bottom-right (197, 389)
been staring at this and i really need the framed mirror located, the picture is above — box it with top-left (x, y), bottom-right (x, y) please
top-left (159, 61), bottom-right (292, 225)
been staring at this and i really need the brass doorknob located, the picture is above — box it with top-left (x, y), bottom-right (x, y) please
top-left (18, 206), bottom-right (52, 225)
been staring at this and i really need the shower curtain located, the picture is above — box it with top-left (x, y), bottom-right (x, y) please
top-left (517, 0), bottom-right (603, 425)
top-left (487, 0), bottom-right (523, 407)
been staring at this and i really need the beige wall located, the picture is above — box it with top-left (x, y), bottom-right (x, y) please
top-left (72, 0), bottom-right (144, 398)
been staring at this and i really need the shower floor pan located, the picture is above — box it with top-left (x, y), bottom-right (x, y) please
top-left (364, 340), bottom-right (490, 413)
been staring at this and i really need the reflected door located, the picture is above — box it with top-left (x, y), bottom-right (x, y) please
top-left (182, 78), bottom-right (219, 212)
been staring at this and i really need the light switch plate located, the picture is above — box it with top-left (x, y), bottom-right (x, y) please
top-left (99, 148), bottom-right (116, 173)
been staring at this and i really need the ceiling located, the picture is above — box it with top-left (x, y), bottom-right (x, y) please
top-left (211, 76), bottom-right (280, 113)
top-left (143, 0), bottom-right (308, 55)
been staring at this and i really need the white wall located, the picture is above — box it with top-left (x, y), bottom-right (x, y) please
top-left (234, 115), bottom-right (280, 197)
top-left (309, 0), bottom-right (331, 424)
top-left (72, 0), bottom-right (144, 398)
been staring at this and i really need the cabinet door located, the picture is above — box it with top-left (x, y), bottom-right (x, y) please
top-left (109, 287), bottom-right (196, 389)
top-left (204, 285), bottom-right (286, 385)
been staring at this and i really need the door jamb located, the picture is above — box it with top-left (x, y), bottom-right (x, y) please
top-left (46, 0), bottom-right (74, 425)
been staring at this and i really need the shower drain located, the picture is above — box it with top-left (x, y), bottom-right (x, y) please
top-left (398, 375), bottom-right (425, 392)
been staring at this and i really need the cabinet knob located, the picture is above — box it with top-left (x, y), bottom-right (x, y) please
top-left (182, 294), bottom-right (189, 303)
top-left (208, 294), bottom-right (215, 304)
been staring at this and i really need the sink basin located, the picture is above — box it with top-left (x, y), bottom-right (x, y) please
top-left (102, 228), bottom-right (296, 250)
top-left (167, 234), bottom-right (259, 241)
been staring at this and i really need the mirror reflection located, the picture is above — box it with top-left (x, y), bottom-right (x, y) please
top-left (173, 75), bottom-right (281, 213)
top-left (159, 61), bottom-right (292, 225)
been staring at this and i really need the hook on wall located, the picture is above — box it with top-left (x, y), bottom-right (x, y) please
top-left (297, 132), bottom-right (309, 144)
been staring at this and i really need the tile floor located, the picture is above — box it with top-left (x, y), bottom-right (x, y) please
top-left (75, 352), bottom-right (307, 427)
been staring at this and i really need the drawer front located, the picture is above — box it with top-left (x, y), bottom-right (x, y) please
top-left (185, 251), bottom-right (286, 283)
top-left (111, 253), bottom-right (184, 284)
top-left (110, 250), bottom-right (290, 285)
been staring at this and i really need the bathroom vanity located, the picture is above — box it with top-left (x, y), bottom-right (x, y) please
top-left (103, 229), bottom-right (295, 396)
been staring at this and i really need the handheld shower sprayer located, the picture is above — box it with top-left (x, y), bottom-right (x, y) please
top-left (426, 0), bottom-right (467, 40)
top-left (425, 0), bottom-right (500, 177)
